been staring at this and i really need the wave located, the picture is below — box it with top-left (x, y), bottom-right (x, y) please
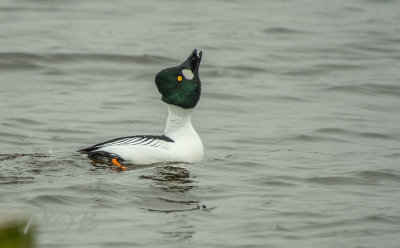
top-left (0, 51), bottom-right (176, 71)
top-left (263, 27), bottom-right (312, 35)
top-left (322, 83), bottom-right (400, 96)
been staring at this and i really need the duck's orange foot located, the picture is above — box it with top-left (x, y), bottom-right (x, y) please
top-left (112, 158), bottom-right (127, 171)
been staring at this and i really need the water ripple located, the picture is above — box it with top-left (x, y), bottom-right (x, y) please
top-left (263, 27), bottom-right (312, 35)
top-left (356, 170), bottom-right (400, 184)
top-left (0, 52), bottom-right (176, 70)
top-left (0, 176), bottom-right (35, 185)
top-left (322, 83), bottom-right (400, 96)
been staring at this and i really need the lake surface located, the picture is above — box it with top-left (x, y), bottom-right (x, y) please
top-left (1, 0), bottom-right (400, 247)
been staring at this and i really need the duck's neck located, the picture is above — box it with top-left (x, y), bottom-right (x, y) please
top-left (164, 104), bottom-right (194, 137)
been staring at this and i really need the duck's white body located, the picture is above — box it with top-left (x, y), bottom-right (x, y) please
top-left (161, 104), bottom-right (204, 162)
top-left (85, 104), bottom-right (203, 165)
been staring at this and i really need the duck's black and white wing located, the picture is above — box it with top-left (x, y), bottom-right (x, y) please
top-left (79, 135), bottom-right (174, 153)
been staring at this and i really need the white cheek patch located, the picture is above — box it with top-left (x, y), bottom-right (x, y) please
top-left (182, 69), bottom-right (194, 80)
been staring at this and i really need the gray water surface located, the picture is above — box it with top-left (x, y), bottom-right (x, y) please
top-left (1, 0), bottom-right (400, 247)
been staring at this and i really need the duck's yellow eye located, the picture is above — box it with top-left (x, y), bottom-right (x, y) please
top-left (177, 76), bottom-right (183, 82)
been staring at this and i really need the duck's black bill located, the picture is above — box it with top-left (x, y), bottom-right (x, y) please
top-left (180, 49), bottom-right (202, 74)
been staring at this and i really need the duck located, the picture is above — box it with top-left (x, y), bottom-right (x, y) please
top-left (78, 49), bottom-right (204, 170)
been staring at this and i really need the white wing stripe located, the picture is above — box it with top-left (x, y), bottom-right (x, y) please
top-left (82, 135), bottom-right (174, 153)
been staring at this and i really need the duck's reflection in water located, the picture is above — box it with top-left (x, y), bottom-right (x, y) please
top-left (139, 165), bottom-right (207, 240)
top-left (140, 165), bottom-right (195, 193)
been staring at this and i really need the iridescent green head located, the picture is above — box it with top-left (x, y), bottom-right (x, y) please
top-left (155, 49), bottom-right (202, 109)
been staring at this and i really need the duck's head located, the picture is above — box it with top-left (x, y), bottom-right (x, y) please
top-left (155, 49), bottom-right (202, 109)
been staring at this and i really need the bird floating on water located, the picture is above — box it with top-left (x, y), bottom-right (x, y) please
top-left (79, 50), bottom-right (204, 170)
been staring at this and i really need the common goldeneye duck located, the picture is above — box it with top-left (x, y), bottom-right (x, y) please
top-left (78, 49), bottom-right (204, 170)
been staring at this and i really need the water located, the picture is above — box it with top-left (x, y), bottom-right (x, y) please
top-left (1, 0), bottom-right (400, 247)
